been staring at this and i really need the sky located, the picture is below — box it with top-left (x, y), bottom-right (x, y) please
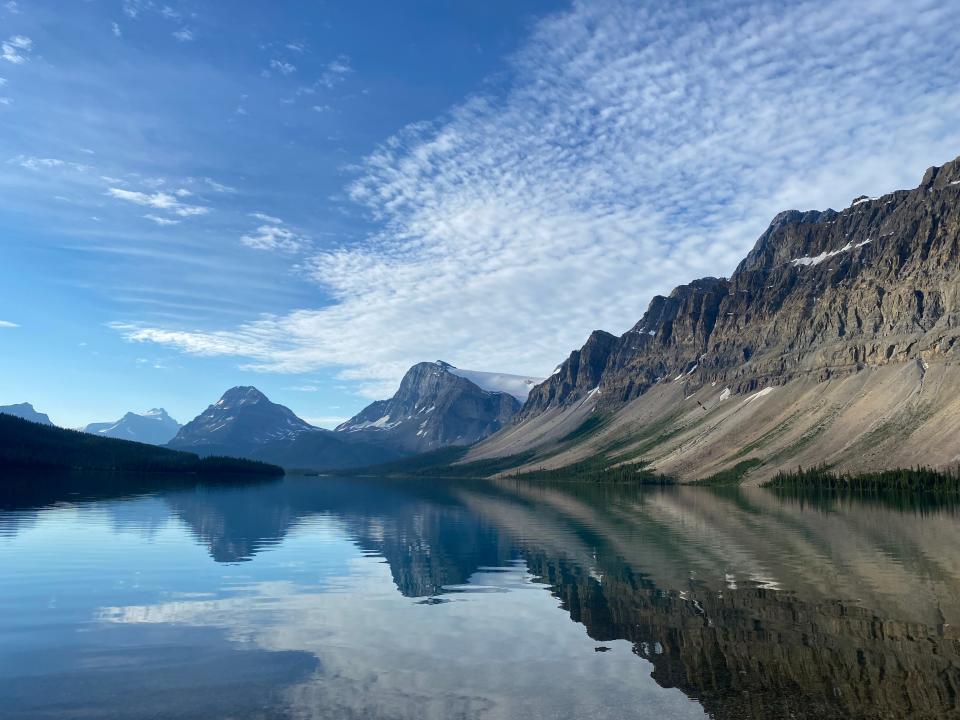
top-left (1, 0), bottom-right (959, 429)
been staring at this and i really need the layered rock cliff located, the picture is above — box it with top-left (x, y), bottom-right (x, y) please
top-left (525, 156), bottom-right (960, 416)
top-left (474, 155), bottom-right (960, 479)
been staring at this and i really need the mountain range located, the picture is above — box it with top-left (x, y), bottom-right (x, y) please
top-left (7, 154), bottom-right (960, 481)
top-left (84, 408), bottom-right (181, 445)
top-left (165, 363), bottom-right (538, 469)
top-left (465, 154), bottom-right (960, 482)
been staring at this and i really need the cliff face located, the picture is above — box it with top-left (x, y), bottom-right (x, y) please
top-left (484, 156), bottom-right (960, 478)
top-left (476, 159), bottom-right (960, 480)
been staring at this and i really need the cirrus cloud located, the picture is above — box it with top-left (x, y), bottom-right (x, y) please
top-left (115, 0), bottom-right (960, 398)
top-left (106, 186), bottom-right (210, 219)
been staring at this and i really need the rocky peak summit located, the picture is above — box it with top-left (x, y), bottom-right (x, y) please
top-left (169, 386), bottom-right (315, 449)
top-left (337, 361), bottom-right (525, 451)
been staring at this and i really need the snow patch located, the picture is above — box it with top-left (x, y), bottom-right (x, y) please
top-left (791, 238), bottom-right (870, 268)
top-left (742, 387), bottom-right (774, 405)
top-left (719, 388), bottom-right (731, 401)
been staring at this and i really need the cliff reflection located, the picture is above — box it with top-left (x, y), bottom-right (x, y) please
top-left (5, 473), bottom-right (959, 719)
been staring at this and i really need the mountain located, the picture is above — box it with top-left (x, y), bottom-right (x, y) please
top-left (168, 386), bottom-right (400, 470)
top-left (84, 408), bottom-right (181, 445)
top-left (336, 361), bottom-right (525, 452)
top-left (468, 154), bottom-right (960, 482)
top-left (0, 413), bottom-right (281, 476)
top-left (0, 402), bottom-right (53, 426)
top-left (169, 387), bottom-right (313, 450)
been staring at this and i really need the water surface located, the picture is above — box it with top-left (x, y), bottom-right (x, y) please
top-left (1, 473), bottom-right (959, 719)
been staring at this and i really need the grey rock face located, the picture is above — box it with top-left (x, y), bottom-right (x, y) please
top-left (338, 361), bottom-right (522, 452)
top-left (84, 408), bottom-right (181, 445)
top-left (522, 154), bottom-right (960, 416)
top-left (0, 402), bottom-right (53, 426)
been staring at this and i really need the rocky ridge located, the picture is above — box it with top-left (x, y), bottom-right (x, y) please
top-left (524, 157), bottom-right (960, 417)
top-left (471, 155), bottom-right (960, 479)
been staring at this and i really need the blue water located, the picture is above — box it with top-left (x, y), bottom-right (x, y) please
top-left (1, 474), bottom-right (958, 719)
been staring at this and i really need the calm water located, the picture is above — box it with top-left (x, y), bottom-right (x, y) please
top-left (1, 474), bottom-right (959, 720)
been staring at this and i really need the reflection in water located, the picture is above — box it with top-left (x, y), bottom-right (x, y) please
top-left (1, 473), bottom-right (959, 719)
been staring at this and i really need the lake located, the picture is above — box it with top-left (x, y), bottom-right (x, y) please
top-left (1, 473), bottom-right (958, 719)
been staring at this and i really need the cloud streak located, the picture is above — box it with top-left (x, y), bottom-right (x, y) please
top-left (106, 187), bottom-right (210, 219)
top-left (116, 0), bottom-right (960, 398)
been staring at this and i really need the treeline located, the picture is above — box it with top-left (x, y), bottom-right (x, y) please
top-left (762, 465), bottom-right (960, 493)
top-left (0, 414), bottom-right (283, 476)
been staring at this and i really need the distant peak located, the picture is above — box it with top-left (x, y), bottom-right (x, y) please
top-left (217, 386), bottom-right (269, 406)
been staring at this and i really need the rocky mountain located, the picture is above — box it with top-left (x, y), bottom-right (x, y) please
top-left (336, 361), bottom-right (525, 452)
top-left (470, 154), bottom-right (960, 481)
top-left (0, 402), bottom-right (53, 426)
top-left (168, 386), bottom-right (400, 470)
top-left (84, 408), bottom-right (181, 445)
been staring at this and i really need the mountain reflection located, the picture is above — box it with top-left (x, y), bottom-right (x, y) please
top-left (3, 473), bottom-right (960, 719)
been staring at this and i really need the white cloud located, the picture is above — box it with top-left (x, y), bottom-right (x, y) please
top-left (250, 211), bottom-right (282, 224)
top-left (0, 97), bottom-right (11, 106)
top-left (270, 59), bottom-right (296, 76)
top-left (106, 187), bottom-right (209, 220)
top-left (4, 2), bottom-right (20, 14)
top-left (112, 22), bottom-right (122, 37)
top-left (240, 219), bottom-right (306, 252)
top-left (286, 42), bottom-right (307, 54)
top-left (144, 214), bottom-right (180, 226)
top-left (0, 320), bottom-right (18, 328)
top-left (115, 0), bottom-right (960, 398)
top-left (172, 28), bottom-right (193, 42)
top-left (12, 155), bottom-right (90, 172)
top-left (1, 35), bottom-right (32, 64)
top-left (0, 77), bottom-right (6, 86)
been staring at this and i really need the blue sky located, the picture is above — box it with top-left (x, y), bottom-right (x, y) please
top-left (1, 0), bottom-right (959, 429)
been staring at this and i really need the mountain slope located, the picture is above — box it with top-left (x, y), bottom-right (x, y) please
top-left (336, 361), bottom-right (522, 452)
top-left (468, 154), bottom-right (960, 481)
top-left (0, 402), bottom-right (53, 426)
top-left (84, 408), bottom-right (181, 445)
top-left (169, 386), bottom-right (401, 470)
